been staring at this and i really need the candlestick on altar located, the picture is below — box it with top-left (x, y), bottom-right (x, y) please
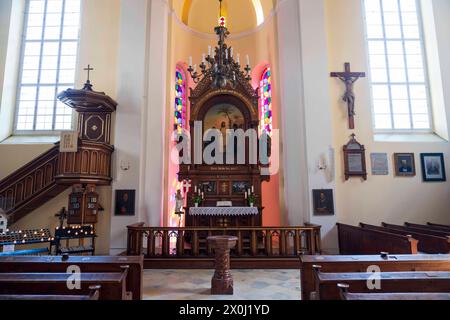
top-left (251, 186), bottom-right (254, 193)
top-left (244, 191), bottom-right (247, 199)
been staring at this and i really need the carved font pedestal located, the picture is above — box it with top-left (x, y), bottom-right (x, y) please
top-left (208, 235), bottom-right (238, 295)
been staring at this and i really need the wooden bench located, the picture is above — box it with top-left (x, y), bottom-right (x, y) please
top-left (337, 284), bottom-right (450, 300)
top-left (0, 255), bottom-right (143, 300)
top-left (0, 285), bottom-right (100, 300)
top-left (0, 267), bottom-right (129, 300)
top-left (360, 223), bottom-right (450, 254)
top-left (428, 222), bottom-right (450, 230)
top-left (405, 222), bottom-right (450, 233)
top-left (337, 223), bottom-right (418, 254)
top-left (312, 266), bottom-right (450, 300)
top-left (300, 254), bottom-right (450, 300)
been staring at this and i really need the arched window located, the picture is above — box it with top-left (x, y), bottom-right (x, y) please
top-left (175, 68), bottom-right (187, 135)
top-left (260, 67), bottom-right (272, 136)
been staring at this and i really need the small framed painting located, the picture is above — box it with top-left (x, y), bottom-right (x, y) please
top-left (420, 153), bottom-right (446, 182)
top-left (312, 189), bottom-right (335, 216)
top-left (394, 153), bottom-right (416, 177)
top-left (115, 190), bottom-right (136, 216)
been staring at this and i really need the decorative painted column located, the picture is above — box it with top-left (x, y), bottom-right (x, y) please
top-left (276, 0), bottom-right (337, 252)
top-left (140, 0), bottom-right (169, 226)
top-left (208, 235), bottom-right (238, 295)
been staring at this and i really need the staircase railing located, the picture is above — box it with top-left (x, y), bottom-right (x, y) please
top-left (0, 141), bottom-right (114, 224)
top-left (0, 146), bottom-right (60, 223)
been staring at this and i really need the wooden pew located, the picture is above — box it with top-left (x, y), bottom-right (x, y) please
top-left (338, 284), bottom-right (450, 300)
top-left (428, 222), bottom-right (450, 230)
top-left (0, 267), bottom-right (129, 300)
top-left (312, 265), bottom-right (450, 300)
top-left (300, 254), bottom-right (450, 300)
top-left (0, 255), bottom-right (143, 300)
top-left (360, 222), bottom-right (450, 254)
top-left (401, 223), bottom-right (450, 237)
top-left (0, 285), bottom-right (101, 300)
top-left (337, 223), bottom-right (418, 255)
top-left (405, 222), bottom-right (450, 233)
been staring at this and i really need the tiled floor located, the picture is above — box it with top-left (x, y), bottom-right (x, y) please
top-left (143, 269), bottom-right (301, 300)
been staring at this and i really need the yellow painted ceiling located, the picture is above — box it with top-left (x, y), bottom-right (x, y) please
top-left (172, 0), bottom-right (275, 34)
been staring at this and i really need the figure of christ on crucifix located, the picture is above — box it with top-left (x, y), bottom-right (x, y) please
top-left (330, 62), bottom-right (366, 129)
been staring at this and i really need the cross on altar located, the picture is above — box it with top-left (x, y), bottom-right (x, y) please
top-left (182, 180), bottom-right (192, 194)
top-left (330, 62), bottom-right (366, 129)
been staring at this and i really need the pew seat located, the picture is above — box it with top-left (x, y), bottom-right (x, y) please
top-left (300, 254), bottom-right (450, 300)
top-left (338, 284), bottom-right (450, 300)
top-left (313, 267), bottom-right (450, 300)
top-left (0, 285), bottom-right (100, 300)
top-left (0, 270), bottom-right (129, 300)
top-left (0, 255), bottom-right (143, 300)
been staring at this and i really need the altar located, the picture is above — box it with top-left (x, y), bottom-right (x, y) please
top-left (187, 207), bottom-right (261, 227)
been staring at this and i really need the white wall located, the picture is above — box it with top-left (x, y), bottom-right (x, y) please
top-left (326, 0), bottom-right (450, 238)
top-left (0, 0), bottom-right (121, 254)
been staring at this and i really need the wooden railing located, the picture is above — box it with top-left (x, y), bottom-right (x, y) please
top-left (0, 146), bottom-right (61, 224)
top-left (0, 141), bottom-right (114, 224)
top-left (127, 223), bottom-right (322, 258)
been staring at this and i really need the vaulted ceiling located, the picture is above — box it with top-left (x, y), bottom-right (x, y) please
top-left (172, 0), bottom-right (276, 34)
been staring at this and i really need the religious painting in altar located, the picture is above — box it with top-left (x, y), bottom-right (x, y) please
top-left (203, 104), bottom-right (245, 134)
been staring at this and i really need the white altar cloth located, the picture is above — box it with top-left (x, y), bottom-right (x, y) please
top-left (189, 207), bottom-right (259, 216)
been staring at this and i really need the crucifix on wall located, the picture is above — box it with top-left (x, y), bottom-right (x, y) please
top-left (330, 62), bottom-right (366, 129)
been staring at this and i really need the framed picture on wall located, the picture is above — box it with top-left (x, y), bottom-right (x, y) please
top-left (115, 190), bottom-right (136, 216)
top-left (394, 153), bottom-right (416, 177)
top-left (312, 189), bottom-right (335, 216)
top-left (420, 153), bottom-right (446, 182)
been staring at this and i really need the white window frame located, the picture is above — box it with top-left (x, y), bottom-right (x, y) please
top-left (13, 0), bottom-right (81, 135)
top-left (363, 0), bottom-right (434, 133)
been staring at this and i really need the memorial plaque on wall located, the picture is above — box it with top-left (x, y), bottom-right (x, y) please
top-left (343, 134), bottom-right (367, 181)
top-left (371, 153), bottom-right (389, 175)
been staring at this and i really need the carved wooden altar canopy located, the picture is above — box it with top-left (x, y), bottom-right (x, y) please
top-left (178, 68), bottom-right (269, 227)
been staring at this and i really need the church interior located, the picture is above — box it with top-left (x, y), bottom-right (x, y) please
top-left (0, 0), bottom-right (449, 302)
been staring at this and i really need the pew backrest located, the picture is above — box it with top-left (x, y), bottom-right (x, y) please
top-left (0, 256), bottom-right (143, 300)
top-left (300, 254), bottom-right (450, 300)
top-left (337, 223), bottom-right (418, 255)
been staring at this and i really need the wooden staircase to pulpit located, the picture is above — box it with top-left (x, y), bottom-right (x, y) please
top-left (0, 80), bottom-right (117, 225)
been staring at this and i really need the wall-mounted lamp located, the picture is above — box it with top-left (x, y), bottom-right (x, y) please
top-left (318, 147), bottom-right (335, 183)
top-left (120, 160), bottom-right (130, 171)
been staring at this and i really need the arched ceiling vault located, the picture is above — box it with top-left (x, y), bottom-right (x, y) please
top-left (177, 0), bottom-right (274, 34)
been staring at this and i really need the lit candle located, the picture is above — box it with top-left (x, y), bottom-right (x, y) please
top-left (252, 186), bottom-right (254, 193)
top-left (202, 54), bottom-right (206, 63)
top-left (237, 54), bottom-right (240, 64)
top-left (189, 56), bottom-right (193, 67)
top-left (194, 185), bottom-right (197, 193)
top-left (208, 46), bottom-right (212, 56)
top-left (193, 64), bottom-right (197, 73)
top-left (245, 191), bottom-right (247, 199)
top-left (246, 54), bottom-right (250, 66)
top-left (225, 49), bottom-right (228, 60)
top-left (230, 47), bottom-right (233, 57)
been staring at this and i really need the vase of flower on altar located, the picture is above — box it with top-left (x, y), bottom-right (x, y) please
top-left (193, 194), bottom-right (203, 207)
top-left (248, 194), bottom-right (256, 208)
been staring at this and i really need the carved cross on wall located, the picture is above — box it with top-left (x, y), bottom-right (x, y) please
top-left (330, 62), bottom-right (366, 129)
